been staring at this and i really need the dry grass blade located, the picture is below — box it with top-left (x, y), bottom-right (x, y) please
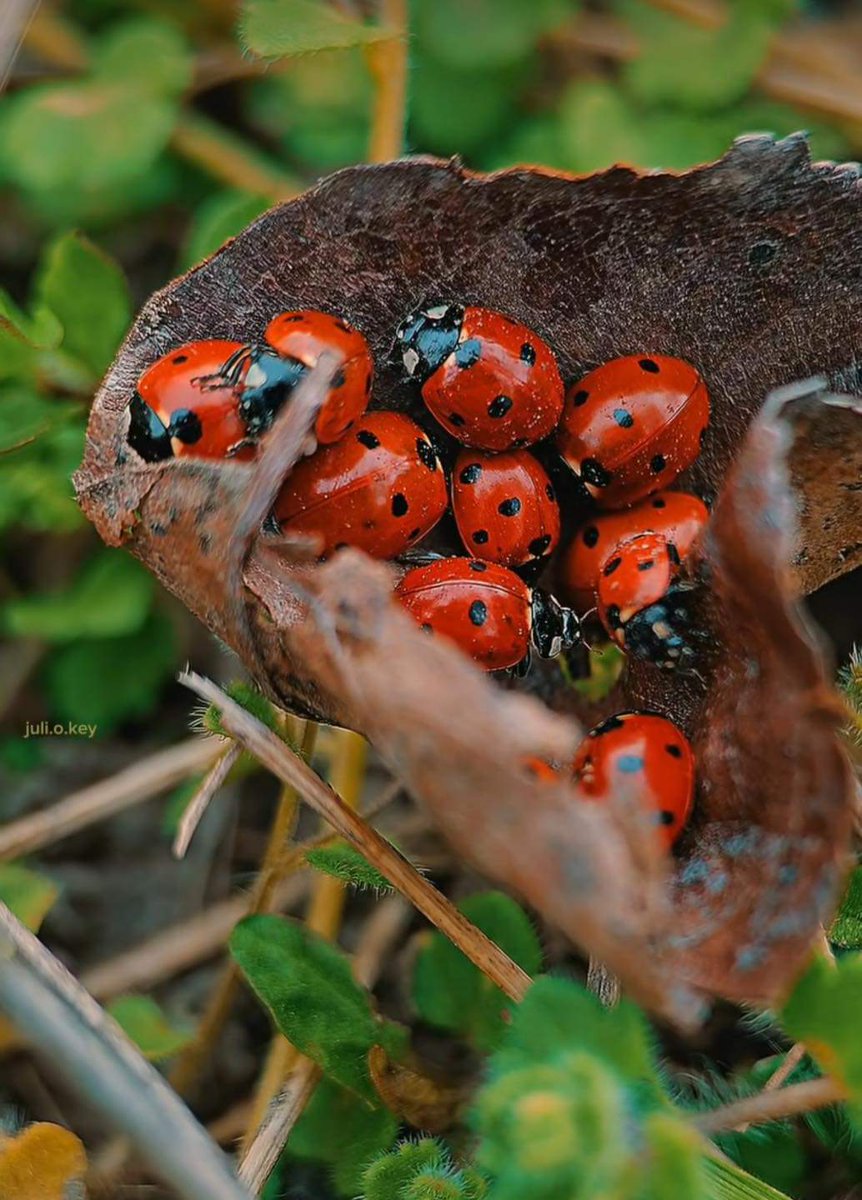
top-left (237, 1059), bottom-right (322, 1193)
top-left (180, 670), bottom-right (532, 1004)
top-left (0, 902), bottom-right (253, 1200)
top-left (0, 736), bottom-right (222, 862)
top-left (174, 742), bottom-right (242, 859)
top-left (694, 1076), bottom-right (844, 1135)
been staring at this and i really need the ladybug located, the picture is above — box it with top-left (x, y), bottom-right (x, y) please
top-left (596, 532), bottom-right (701, 671)
top-left (395, 556), bottom-right (580, 673)
top-left (523, 757), bottom-right (560, 783)
top-left (451, 448), bottom-right (561, 569)
top-left (395, 303), bottom-right (564, 450)
top-left (572, 712), bottom-right (694, 850)
top-left (556, 355), bottom-right (710, 509)
top-left (206, 310), bottom-right (373, 446)
top-left (273, 411), bottom-right (447, 560)
top-left (127, 340), bottom-right (255, 463)
top-left (558, 489), bottom-right (709, 612)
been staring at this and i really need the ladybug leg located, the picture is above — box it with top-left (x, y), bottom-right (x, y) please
top-left (193, 345), bottom-right (254, 391)
top-left (510, 648), bottom-right (533, 679)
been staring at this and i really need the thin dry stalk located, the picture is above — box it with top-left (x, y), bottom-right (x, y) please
top-left (237, 1058), bottom-right (322, 1194)
top-left (180, 671), bottom-right (533, 1003)
top-left (695, 1076), bottom-right (844, 1135)
top-left (0, 737), bottom-right (222, 862)
top-left (366, 0), bottom-right (409, 162)
top-left (587, 958), bottom-right (621, 1007)
top-left (762, 1041), bottom-right (808, 1095)
top-left (174, 743), bottom-right (243, 859)
top-left (241, 729), bottom-right (366, 1148)
top-left (0, 903), bottom-right (252, 1200)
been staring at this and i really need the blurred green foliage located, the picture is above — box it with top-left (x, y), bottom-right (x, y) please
top-left (0, 0), bottom-right (853, 743)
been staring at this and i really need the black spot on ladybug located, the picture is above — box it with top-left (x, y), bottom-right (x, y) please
top-left (667, 542), bottom-right (681, 567)
top-left (455, 338), bottom-right (481, 368)
top-left (639, 358), bottom-right (660, 373)
top-left (421, 622), bottom-right (433, 633)
top-left (613, 408), bottom-right (634, 429)
top-left (651, 453), bottom-right (667, 474)
top-left (572, 389), bottom-right (589, 407)
top-left (603, 556), bottom-right (622, 576)
top-left (748, 240), bottom-right (778, 269)
top-left (414, 439), bottom-right (435, 471)
top-left (469, 599), bottom-right (488, 626)
top-left (546, 483), bottom-right (556, 502)
top-left (652, 497), bottom-right (666, 509)
top-left (333, 317), bottom-right (352, 332)
top-left (637, 559), bottom-right (655, 571)
top-left (659, 810), bottom-right (676, 826)
top-left (583, 526), bottom-right (599, 548)
top-left (364, 519), bottom-right (375, 529)
top-left (392, 493), bottom-right (409, 517)
top-left (333, 369), bottom-right (347, 388)
top-left (580, 458), bottom-right (611, 488)
top-left (529, 535), bottom-right (552, 557)
top-left (460, 463), bottom-right (482, 485)
top-left (498, 497), bottom-right (521, 517)
top-left (335, 542), bottom-right (348, 550)
top-left (357, 429), bottom-right (380, 449)
top-left (488, 395), bottom-right (513, 419)
top-left (470, 560), bottom-right (487, 572)
top-left (408, 527), bottom-right (420, 540)
top-left (606, 603), bottom-right (623, 630)
top-left (665, 744), bottom-right (683, 758)
top-left (449, 412), bottom-right (466, 427)
top-left (172, 354), bottom-right (189, 364)
top-left (168, 408), bottom-right (203, 444)
top-left (592, 715), bottom-right (624, 736)
top-left (520, 342), bottom-right (536, 365)
top-left (472, 529), bottom-right (489, 545)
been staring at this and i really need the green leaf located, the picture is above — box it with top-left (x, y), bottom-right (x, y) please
top-left (181, 190), bottom-right (270, 270)
top-left (0, 290), bottom-right (62, 352)
top-left (3, 551), bottom-right (153, 642)
top-left (621, 4), bottom-right (773, 113)
top-left (240, 0), bottom-right (393, 58)
top-left (0, 388), bottom-right (62, 454)
top-left (230, 914), bottom-right (381, 1099)
top-left (411, 56), bottom-right (530, 157)
top-left (94, 18), bottom-right (192, 97)
top-left (108, 994), bottom-right (192, 1061)
top-left (781, 953), bottom-right (862, 1124)
top-left (306, 843), bottom-right (394, 894)
top-left (413, 0), bottom-right (570, 70)
top-left (289, 1077), bottom-right (399, 1196)
top-left (640, 1112), bottom-right (706, 1200)
top-left (0, 864), bottom-right (59, 933)
top-left (35, 233), bottom-right (131, 376)
top-left (830, 866), bottom-right (862, 948)
top-left (559, 80), bottom-right (648, 173)
top-left (412, 891), bottom-right (542, 1051)
top-left (0, 419), bottom-right (86, 534)
top-left (288, 1075), bottom-right (400, 1195)
top-left (702, 1155), bottom-right (796, 1200)
top-left (42, 609), bottom-right (178, 732)
top-left (571, 641), bottom-right (625, 701)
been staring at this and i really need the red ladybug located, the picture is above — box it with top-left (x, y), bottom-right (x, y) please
top-left (395, 556), bottom-right (580, 673)
top-left (128, 340), bottom-right (256, 463)
top-left (451, 448), bottom-right (561, 569)
top-left (209, 310), bottom-right (373, 446)
top-left (572, 712), bottom-right (694, 850)
top-left (596, 532), bottom-right (701, 671)
top-left (396, 304), bottom-right (564, 450)
top-left (273, 411), bottom-right (447, 560)
top-left (556, 355), bottom-right (710, 508)
top-left (558, 490), bottom-right (709, 612)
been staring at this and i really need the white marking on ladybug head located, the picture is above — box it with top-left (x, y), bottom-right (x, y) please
top-left (403, 348), bottom-right (420, 377)
top-left (245, 362), bottom-right (267, 389)
top-left (425, 304), bottom-right (449, 320)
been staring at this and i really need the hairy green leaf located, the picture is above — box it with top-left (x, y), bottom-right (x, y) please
top-left (94, 18), bottom-right (192, 97)
top-left (290, 1076), bottom-right (398, 1196)
top-left (361, 1139), bottom-right (448, 1200)
top-left (830, 866), bottom-right (862, 948)
top-left (182, 190), bottom-right (270, 270)
top-left (306, 843), bottom-right (394, 893)
top-left (412, 891), bottom-right (542, 1051)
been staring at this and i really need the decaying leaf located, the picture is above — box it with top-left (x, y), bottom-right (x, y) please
top-left (0, 1122), bottom-right (87, 1200)
top-left (74, 136), bottom-right (861, 1018)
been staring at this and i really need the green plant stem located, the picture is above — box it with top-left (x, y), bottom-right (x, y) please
top-left (365, 0), bottom-right (408, 162)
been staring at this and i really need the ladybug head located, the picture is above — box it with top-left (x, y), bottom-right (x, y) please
top-left (530, 589), bottom-right (582, 659)
top-left (395, 303), bottom-right (464, 382)
top-left (127, 393), bottom-right (173, 463)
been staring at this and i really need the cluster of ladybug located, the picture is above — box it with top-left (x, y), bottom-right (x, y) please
top-left (128, 303), bottom-right (712, 849)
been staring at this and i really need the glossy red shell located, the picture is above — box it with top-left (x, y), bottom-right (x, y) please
top-left (264, 309), bottom-right (373, 444)
top-left (421, 307), bottom-right (564, 450)
top-left (395, 557), bottom-right (532, 671)
top-left (273, 411), bottom-right (447, 559)
top-left (556, 354), bottom-right (710, 508)
top-left (558, 490), bottom-right (709, 611)
top-left (572, 712), bottom-right (695, 850)
top-left (596, 532), bottom-right (679, 647)
top-left (451, 448), bottom-right (561, 568)
top-left (137, 339), bottom-right (254, 460)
